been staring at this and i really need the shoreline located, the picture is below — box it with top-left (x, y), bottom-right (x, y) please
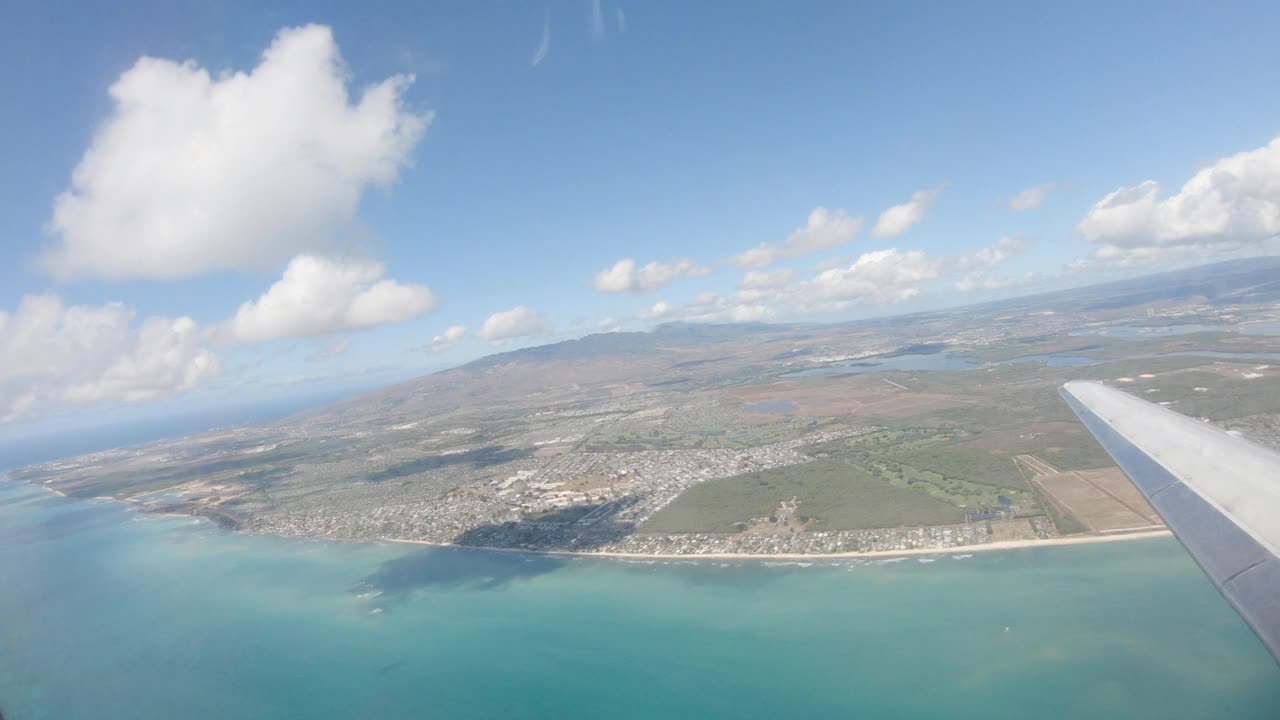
top-left (382, 528), bottom-right (1173, 562)
top-left (4, 473), bottom-right (1172, 562)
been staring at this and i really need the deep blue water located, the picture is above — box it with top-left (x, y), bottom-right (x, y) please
top-left (1, 480), bottom-right (1277, 719)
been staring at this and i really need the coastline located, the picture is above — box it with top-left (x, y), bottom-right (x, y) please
top-left (381, 528), bottom-right (1173, 562)
top-left (4, 473), bottom-right (1172, 562)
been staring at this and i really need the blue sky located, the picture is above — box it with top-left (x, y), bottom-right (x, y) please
top-left (3, 0), bottom-right (1280, 436)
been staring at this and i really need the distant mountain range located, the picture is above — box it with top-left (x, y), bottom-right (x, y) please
top-left (459, 256), bottom-right (1280, 371)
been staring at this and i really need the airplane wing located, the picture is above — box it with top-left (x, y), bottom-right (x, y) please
top-left (1060, 381), bottom-right (1280, 661)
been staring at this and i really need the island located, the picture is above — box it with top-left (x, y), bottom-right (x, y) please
top-left (10, 259), bottom-right (1280, 558)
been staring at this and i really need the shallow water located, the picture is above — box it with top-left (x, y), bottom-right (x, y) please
top-left (1, 481), bottom-right (1277, 719)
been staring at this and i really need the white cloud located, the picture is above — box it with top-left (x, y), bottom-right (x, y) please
top-left (0, 295), bottom-right (220, 422)
top-left (715, 304), bottom-right (775, 323)
top-left (1077, 239), bottom-right (1280, 273)
top-left (951, 237), bottom-right (1031, 291)
top-left (731, 207), bottom-right (864, 269)
top-left (639, 236), bottom-right (1025, 323)
top-left (228, 255), bottom-right (435, 343)
top-left (1078, 136), bottom-right (1280, 254)
top-left (532, 12), bottom-right (551, 66)
top-left (616, 7), bottom-right (627, 31)
top-left (42, 24), bottom-right (430, 281)
top-left (640, 294), bottom-right (775, 324)
top-left (1008, 183), bottom-right (1053, 210)
top-left (638, 301), bottom-right (673, 320)
top-left (431, 325), bottom-right (467, 352)
top-left (871, 188), bottom-right (940, 238)
top-left (591, 257), bottom-right (711, 293)
top-left (739, 268), bottom-right (795, 290)
top-left (806, 249), bottom-right (940, 306)
top-left (590, 0), bottom-right (605, 39)
top-left (478, 306), bottom-right (552, 342)
top-left (306, 337), bottom-right (350, 362)
top-left (956, 236), bottom-right (1030, 271)
top-left (814, 255), bottom-right (852, 272)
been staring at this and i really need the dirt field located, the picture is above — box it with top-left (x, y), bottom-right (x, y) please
top-left (988, 518), bottom-right (1038, 542)
top-left (1015, 455), bottom-right (1163, 533)
top-left (728, 380), bottom-right (972, 418)
top-left (1075, 468), bottom-right (1161, 524)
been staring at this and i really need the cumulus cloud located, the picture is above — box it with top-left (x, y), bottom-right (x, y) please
top-left (1077, 137), bottom-right (1280, 259)
top-left (814, 255), bottom-right (852, 272)
top-left (955, 236), bottom-right (1030, 271)
top-left (42, 24), bottom-right (431, 281)
top-left (591, 257), bottom-right (711, 293)
top-left (731, 208), bottom-right (864, 269)
top-left (637, 236), bottom-right (1026, 324)
top-left (1008, 183), bottom-right (1053, 211)
top-left (0, 295), bottom-right (220, 422)
top-left (871, 188), bottom-right (940, 238)
top-left (951, 237), bottom-right (1031, 291)
top-left (228, 255), bottom-right (435, 343)
top-left (431, 325), bottom-right (467, 352)
top-left (739, 268), bottom-right (796, 290)
top-left (806, 249), bottom-right (940, 306)
top-left (639, 295), bottom-right (775, 324)
top-left (478, 306), bottom-right (552, 342)
top-left (532, 12), bottom-right (551, 66)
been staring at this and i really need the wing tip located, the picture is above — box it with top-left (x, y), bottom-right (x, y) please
top-left (1061, 380), bottom-right (1100, 394)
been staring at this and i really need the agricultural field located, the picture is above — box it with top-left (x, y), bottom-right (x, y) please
top-left (640, 458), bottom-right (964, 534)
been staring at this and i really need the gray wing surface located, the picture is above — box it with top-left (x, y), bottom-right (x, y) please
top-left (1060, 381), bottom-right (1280, 662)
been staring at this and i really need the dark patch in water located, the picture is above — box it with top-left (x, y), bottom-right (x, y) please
top-left (449, 499), bottom-right (641, 554)
top-left (363, 547), bottom-right (566, 595)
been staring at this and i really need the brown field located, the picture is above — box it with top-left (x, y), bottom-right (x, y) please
top-left (1075, 468), bottom-right (1161, 524)
top-left (958, 422), bottom-right (1087, 451)
top-left (728, 380), bottom-right (972, 418)
top-left (847, 392), bottom-right (974, 418)
top-left (1016, 455), bottom-right (1163, 533)
top-left (989, 518), bottom-right (1038, 542)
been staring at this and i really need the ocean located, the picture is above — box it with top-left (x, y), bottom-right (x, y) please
top-left (1, 479), bottom-right (1277, 719)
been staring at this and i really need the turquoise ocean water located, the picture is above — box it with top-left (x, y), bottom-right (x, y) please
top-left (1, 479), bottom-right (1277, 719)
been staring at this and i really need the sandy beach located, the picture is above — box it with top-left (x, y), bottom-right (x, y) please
top-left (383, 528), bottom-right (1174, 561)
top-left (10, 474), bottom-right (1172, 561)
